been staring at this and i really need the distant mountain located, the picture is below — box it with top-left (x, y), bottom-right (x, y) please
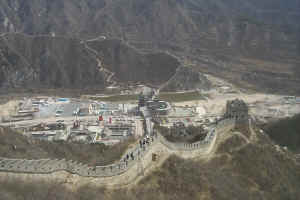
top-left (0, 33), bottom-right (105, 89)
top-left (0, 33), bottom-right (179, 90)
top-left (0, 0), bottom-right (299, 93)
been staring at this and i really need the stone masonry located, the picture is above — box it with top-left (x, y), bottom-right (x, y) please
top-left (0, 98), bottom-right (241, 184)
top-left (0, 118), bottom-right (235, 177)
top-left (224, 99), bottom-right (249, 123)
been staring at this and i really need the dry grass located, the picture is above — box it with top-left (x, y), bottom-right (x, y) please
top-left (1, 146), bottom-right (300, 200)
top-left (1, 122), bottom-right (300, 200)
top-left (154, 124), bottom-right (207, 143)
top-left (234, 122), bottom-right (251, 138)
top-left (0, 127), bottom-right (135, 165)
top-left (263, 113), bottom-right (300, 152)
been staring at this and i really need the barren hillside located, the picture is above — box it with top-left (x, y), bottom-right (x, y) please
top-left (0, 0), bottom-right (299, 93)
top-left (0, 33), bottom-right (179, 90)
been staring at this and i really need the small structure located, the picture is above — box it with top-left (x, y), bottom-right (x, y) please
top-left (224, 99), bottom-right (249, 122)
top-left (138, 86), bottom-right (156, 108)
top-left (146, 100), bottom-right (171, 116)
top-left (195, 106), bottom-right (206, 117)
top-left (57, 98), bottom-right (70, 103)
top-left (89, 102), bottom-right (119, 115)
top-left (138, 87), bottom-right (171, 116)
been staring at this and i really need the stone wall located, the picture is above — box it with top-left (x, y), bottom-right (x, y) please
top-left (159, 119), bottom-right (235, 151)
top-left (224, 99), bottom-right (249, 123)
top-left (0, 119), bottom-right (235, 177)
top-left (0, 137), bottom-right (157, 177)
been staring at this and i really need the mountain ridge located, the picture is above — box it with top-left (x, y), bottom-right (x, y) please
top-left (0, 0), bottom-right (300, 93)
top-left (0, 32), bottom-right (180, 90)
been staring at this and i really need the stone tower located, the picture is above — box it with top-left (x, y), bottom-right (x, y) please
top-left (224, 99), bottom-right (249, 122)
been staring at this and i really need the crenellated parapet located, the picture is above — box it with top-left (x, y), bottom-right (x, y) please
top-left (0, 135), bottom-right (157, 177)
top-left (224, 99), bottom-right (249, 123)
top-left (159, 118), bottom-right (235, 151)
top-left (0, 118), bottom-right (236, 177)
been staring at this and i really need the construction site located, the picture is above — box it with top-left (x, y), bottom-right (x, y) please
top-left (0, 87), bottom-right (210, 145)
top-left (0, 85), bottom-right (300, 198)
top-left (1, 83), bottom-right (300, 145)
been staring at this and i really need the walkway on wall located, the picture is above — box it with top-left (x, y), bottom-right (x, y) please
top-left (0, 98), bottom-right (239, 189)
top-left (0, 119), bottom-right (236, 189)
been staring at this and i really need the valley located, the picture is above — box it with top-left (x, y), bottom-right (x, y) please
top-left (0, 0), bottom-right (300, 199)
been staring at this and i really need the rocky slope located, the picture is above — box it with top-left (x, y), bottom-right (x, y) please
top-left (161, 66), bottom-right (211, 92)
top-left (0, 33), bottom-right (104, 89)
top-left (0, 0), bottom-right (299, 93)
top-left (85, 39), bottom-right (179, 85)
top-left (263, 113), bottom-right (300, 153)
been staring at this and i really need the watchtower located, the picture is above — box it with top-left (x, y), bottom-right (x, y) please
top-left (224, 99), bottom-right (249, 123)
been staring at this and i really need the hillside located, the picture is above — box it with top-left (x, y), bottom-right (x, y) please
top-left (1, 122), bottom-right (300, 199)
top-left (0, 0), bottom-right (299, 93)
top-left (0, 127), bottom-right (135, 166)
top-left (0, 33), bottom-right (105, 90)
top-left (0, 33), bottom-right (179, 90)
top-left (263, 114), bottom-right (300, 153)
top-left (161, 66), bottom-right (212, 92)
top-left (85, 39), bottom-right (179, 85)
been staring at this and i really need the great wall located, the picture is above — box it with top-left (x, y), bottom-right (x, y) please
top-left (0, 99), bottom-right (246, 188)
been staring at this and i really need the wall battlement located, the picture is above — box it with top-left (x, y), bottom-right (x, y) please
top-left (0, 119), bottom-right (235, 177)
top-left (224, 99), bottom-right (249, 123)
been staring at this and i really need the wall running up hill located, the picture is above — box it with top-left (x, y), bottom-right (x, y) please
top-left (0, 119), bottom-right (235, 178)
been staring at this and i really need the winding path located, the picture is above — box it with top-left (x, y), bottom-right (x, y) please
top-left (83, 41), bottom-right (117, 87)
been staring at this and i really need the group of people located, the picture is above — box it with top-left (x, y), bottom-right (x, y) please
top-left (139, 135), bottom-right (153, 149)
top-left (123, 134), bottom-right (156, 166)
top-left (124, 152), bottom-right (134, 162)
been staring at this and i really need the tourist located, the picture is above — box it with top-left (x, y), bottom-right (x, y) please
top-left (139, 140), bottom-right (143, 148)
top-left (130, 152), bottom-right (134, 160)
